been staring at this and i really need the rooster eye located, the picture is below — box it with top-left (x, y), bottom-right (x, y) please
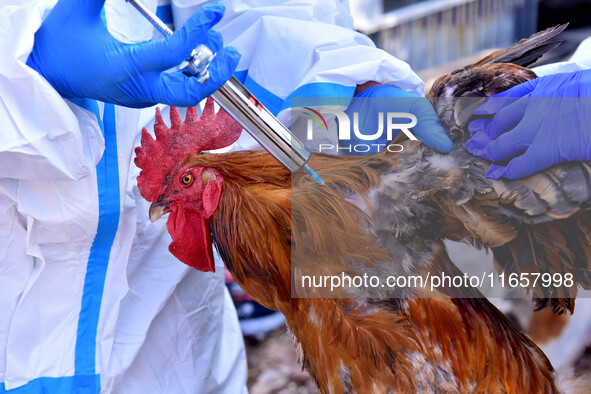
top-left (181, 174), bottom-right (194, 186)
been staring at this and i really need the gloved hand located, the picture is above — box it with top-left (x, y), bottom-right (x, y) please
top-left (343, 84), bottom-right (453, 154)
top-left (27, 0), bottom-right (240, 108)
top-left (467, 69), bottom-right (591, 179)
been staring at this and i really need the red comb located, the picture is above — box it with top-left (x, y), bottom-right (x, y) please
top-left (135, 98), bottom-right (243, 201)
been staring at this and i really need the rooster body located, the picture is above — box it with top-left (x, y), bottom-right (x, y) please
top-left (193, 148), bottom-right (558, 393)
top-left (136, 25), bottom-right (590, 393)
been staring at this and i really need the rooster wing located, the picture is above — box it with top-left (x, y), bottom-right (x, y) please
top-left (427, 24), bottom-right (591, 314)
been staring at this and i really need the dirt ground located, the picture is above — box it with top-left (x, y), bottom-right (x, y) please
top-left (245, 328), bottom-right (318, 394)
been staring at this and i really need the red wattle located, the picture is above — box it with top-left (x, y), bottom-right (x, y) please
top-left (166, 208), bottom-right (216, 272)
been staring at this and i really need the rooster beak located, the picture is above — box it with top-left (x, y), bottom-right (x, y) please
top-left (149, 201), bottom-right (170, 223)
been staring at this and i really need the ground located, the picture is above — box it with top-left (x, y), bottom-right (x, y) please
top-left (245, 329), bottom-right (318, 394)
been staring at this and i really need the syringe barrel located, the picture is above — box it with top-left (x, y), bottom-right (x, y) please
top-left (211, 77), bottom-right (310, 172)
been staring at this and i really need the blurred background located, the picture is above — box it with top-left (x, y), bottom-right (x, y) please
top-left (243, 1), bottom-right (591, 393)
top-left (350, 0), bottom-right (591, 73)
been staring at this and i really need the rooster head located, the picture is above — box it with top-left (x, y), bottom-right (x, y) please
top-left (134, 98), bottom-right (243, 272)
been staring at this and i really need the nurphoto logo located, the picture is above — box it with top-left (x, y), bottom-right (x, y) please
top-left (303, 107), bottom-right (418, 154)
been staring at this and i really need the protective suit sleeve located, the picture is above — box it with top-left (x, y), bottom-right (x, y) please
top-left (0, 1), bottom-right (105, 181)
top-left (531, 36), bottom-right (591, 77)
top-left (169, 0), bottom-right (425, 103)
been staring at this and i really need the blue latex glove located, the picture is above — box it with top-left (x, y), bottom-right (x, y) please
top-left (27, 0), bottom-right (240, 108)
top-left (343, 84), bottom-right (453, 154)
top-left (467, 69), bottom-right (591, 179)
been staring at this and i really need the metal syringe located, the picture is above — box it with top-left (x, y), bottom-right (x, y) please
top-left (126, 0), bottom-right (324, 185)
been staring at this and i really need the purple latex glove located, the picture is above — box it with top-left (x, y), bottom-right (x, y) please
top-left (467, 69), bottom-right (591, 179)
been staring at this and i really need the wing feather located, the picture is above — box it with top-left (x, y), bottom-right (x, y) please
top-left (428, 24), bottom-right (591, 314)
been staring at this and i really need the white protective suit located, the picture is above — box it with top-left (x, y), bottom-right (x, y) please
top-left (0, 0), bottom-right (424, 392)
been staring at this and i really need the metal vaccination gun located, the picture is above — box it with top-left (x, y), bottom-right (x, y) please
top-left (126, 0), bottom-right (325, 185)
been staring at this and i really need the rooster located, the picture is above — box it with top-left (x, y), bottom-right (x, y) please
top-left (135, 25), bottom-right (591, 393)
